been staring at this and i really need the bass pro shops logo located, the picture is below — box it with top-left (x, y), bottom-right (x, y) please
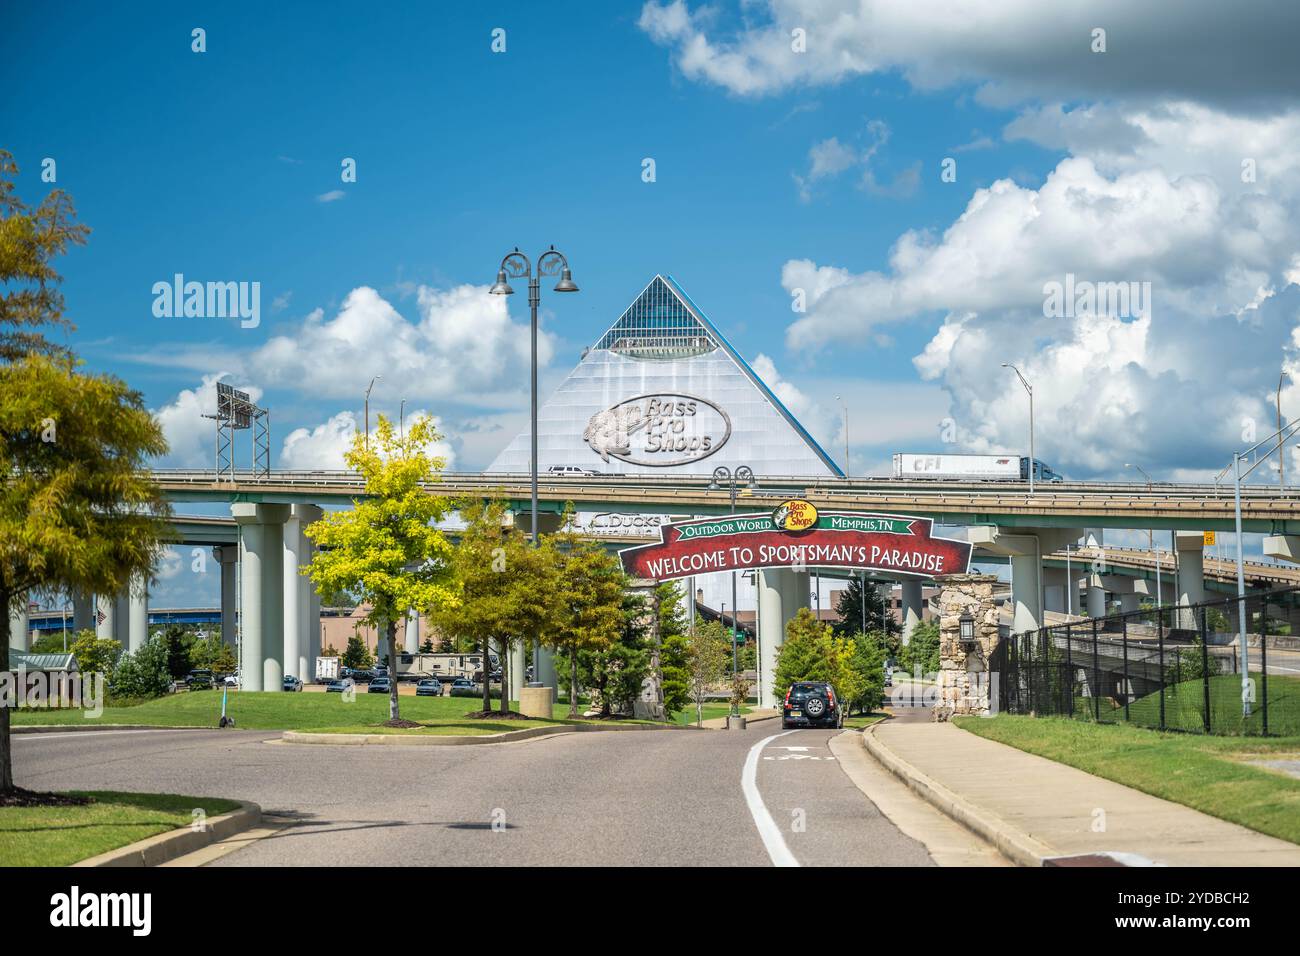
top-left (772, 499), bottom-right (818, 532)
top-left (583, 393), bottom-right (731, 467)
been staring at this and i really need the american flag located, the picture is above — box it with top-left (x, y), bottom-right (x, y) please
top-left (96, 609), bottom-right (105, 626)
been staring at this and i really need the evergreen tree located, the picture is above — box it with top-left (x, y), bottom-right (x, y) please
top-left (545, 518), bottom-right (624, 719)
top-left (342, 632), bottom-right (373, 670)
top-left (657, 583), bottom-right (690, 717)
top-left (579, 590), bottom-right (651, 717)
top-left (833, 576), bottom-right (899, 651)
top-left (900, 619), bottom-right (940, 677)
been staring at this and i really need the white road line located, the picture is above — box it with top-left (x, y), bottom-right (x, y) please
top-left (742, 729), bottom-right (800, 868)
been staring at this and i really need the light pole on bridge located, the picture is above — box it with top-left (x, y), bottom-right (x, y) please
top-left (1002, 363), bottom-right (1035, 494)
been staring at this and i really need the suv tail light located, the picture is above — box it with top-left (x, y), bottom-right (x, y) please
top-left (783, 688), bottom-right (791, 709)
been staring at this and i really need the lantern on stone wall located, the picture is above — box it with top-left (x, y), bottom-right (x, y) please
top-left (959, 612), bottom-right (977, 650)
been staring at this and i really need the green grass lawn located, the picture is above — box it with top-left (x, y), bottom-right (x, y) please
top-left (843, 713), bottom-right (885, 729)
top-left (673, 703), bottom-right (754, 726)
top-left (11, 690), bottom-right (671, 734)
top-left (0, 791), bottom-right (241, 867)
top-left (1067, 673), bottom-right (1300, 736)
top-left (954, 714), bottom-right (1300, 845)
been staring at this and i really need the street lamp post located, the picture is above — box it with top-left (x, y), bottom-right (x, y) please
top-left (1002, 363), bottom-right (1035, 494)
top-left (491, 247), bottom-right (578, 693)
top-left (364, 375), bottom-right (382, 449)
top-left (710, 464), bottom-right (753, 716)
top-left (490, 246), bottom-right (579, 547)
top-left (1223, 417), bottom-right (1300, 717)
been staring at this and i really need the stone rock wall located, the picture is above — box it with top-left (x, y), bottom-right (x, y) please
top-left (932, 573), bottom-right (1000, 721)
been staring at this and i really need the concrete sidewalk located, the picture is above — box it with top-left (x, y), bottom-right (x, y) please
top-left (866, 719), bottom-right (1300, 867)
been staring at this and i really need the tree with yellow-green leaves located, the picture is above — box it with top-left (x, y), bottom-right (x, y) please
top-left (303, 415), bottom-right (459, 724)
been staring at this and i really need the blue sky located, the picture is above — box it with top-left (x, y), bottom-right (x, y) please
top-left (3, 0), bottom-right (1077, 480)
top-left (10, 1), bottom-right (1300, 612)
top-left (7, 1), bottom-right (1300, 486)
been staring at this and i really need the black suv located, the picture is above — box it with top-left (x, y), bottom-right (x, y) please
top-left (781, 682), bottom-right (842, 729)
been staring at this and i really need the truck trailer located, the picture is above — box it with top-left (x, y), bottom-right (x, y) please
top-left (892, 453), bottom-right (1062, 482)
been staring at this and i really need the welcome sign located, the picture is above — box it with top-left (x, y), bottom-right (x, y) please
top-left (619, 510), bottom-right (972, 582)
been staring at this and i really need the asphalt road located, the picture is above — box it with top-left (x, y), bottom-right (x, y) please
top-left (13, 722), bottom-right (948, 866)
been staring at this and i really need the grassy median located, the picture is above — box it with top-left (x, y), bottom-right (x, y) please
top-left (0, 791), bottom-right (241, 867)
top-left (10, 690), bottom-right (672, 734)
top-left (954, 714), bottom-right (1300, 845)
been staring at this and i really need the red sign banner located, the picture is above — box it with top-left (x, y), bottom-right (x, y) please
top-left (619, 510), bottom-right (972, 582)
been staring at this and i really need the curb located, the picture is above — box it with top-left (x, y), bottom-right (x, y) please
top-left (861, 721), bottom-right (1055, 867)
top-left (282, 720), bottom-right (688, 746)
top-left (12, 724), bottom-right (212, 735)
top-left (72, 801), bottom-right (262, 868)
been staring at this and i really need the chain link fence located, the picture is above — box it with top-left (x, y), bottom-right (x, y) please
top-left (995, 587), bottom-right (1300, 736)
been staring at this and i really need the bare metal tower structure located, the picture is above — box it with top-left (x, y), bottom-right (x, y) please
top-left (204, 381), bottom-right (270, 480)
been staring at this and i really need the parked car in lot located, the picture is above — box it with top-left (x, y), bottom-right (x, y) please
top-left (326, 678), bottom-right (352, 694)
top-left (222, 672), bottom-right (241, 687)
top-left (185, 670), bottom-right (214, 690)
top-left (781, 681), bottom-right (843, 729)
top-left (283, 675), bottom-right (303, 692)
top-left (368, 677), bottom-right (392, 694)
top-left (449, 677), bottom-right (476, 692)
top-left (342, 668), bottom-right (373, 683)
top-left (415, 678), bottom-right (442, 697)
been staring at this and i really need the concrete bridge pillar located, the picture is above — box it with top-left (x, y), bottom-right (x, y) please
top-left (1133, 576), bottom-right (1173, 606)
top-left (404, 609), bottom-right (421, 655)
top-left (1264, 534), bottom-right (1300, 564)
top-left (1085, 574), bottom-right (1107, 619)
top-left (781, 569), bottom-right (811, 631)
top-left (509, 640), bottom-right (526, 705)
top-left (214, 545), bottom-right (238, 646)
top-left (126, 571), bottom-right (149, 653)
top-left (8, 597), bottom-right (30, 651)
top-left (1174, 532), bottom-right (1206, 629)
top-left (72, 591), bottom-right (94, 633)
top-left (758, 568), bottom-right (786, 709)
top-left (233, 503), bottom-right (290, 692)
top-left (899, 579), bottom-right (924, 646)
top-left (308, 578), bottom-right (322, 677)
top-left (969, 527), bottom-right (1082, 634)
top-left (1042, 567), bottom-right (1068, 614)
top-left (283, 504), bottom-right (321, 682)
top-left (95, 592), bottom-right (117, 643)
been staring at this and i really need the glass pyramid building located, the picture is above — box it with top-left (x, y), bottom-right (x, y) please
top-left (485, 275), bottom-right (843, 477)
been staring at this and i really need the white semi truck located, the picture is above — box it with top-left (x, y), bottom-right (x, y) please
top-left (892, 453), bottom-right (1063, 482)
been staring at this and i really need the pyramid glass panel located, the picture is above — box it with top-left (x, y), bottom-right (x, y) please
top-left (486, 275), bottom-right (842, 478)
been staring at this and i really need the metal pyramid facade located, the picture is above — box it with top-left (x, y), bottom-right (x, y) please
top-left (485, 275), bottom-right (842, 478)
